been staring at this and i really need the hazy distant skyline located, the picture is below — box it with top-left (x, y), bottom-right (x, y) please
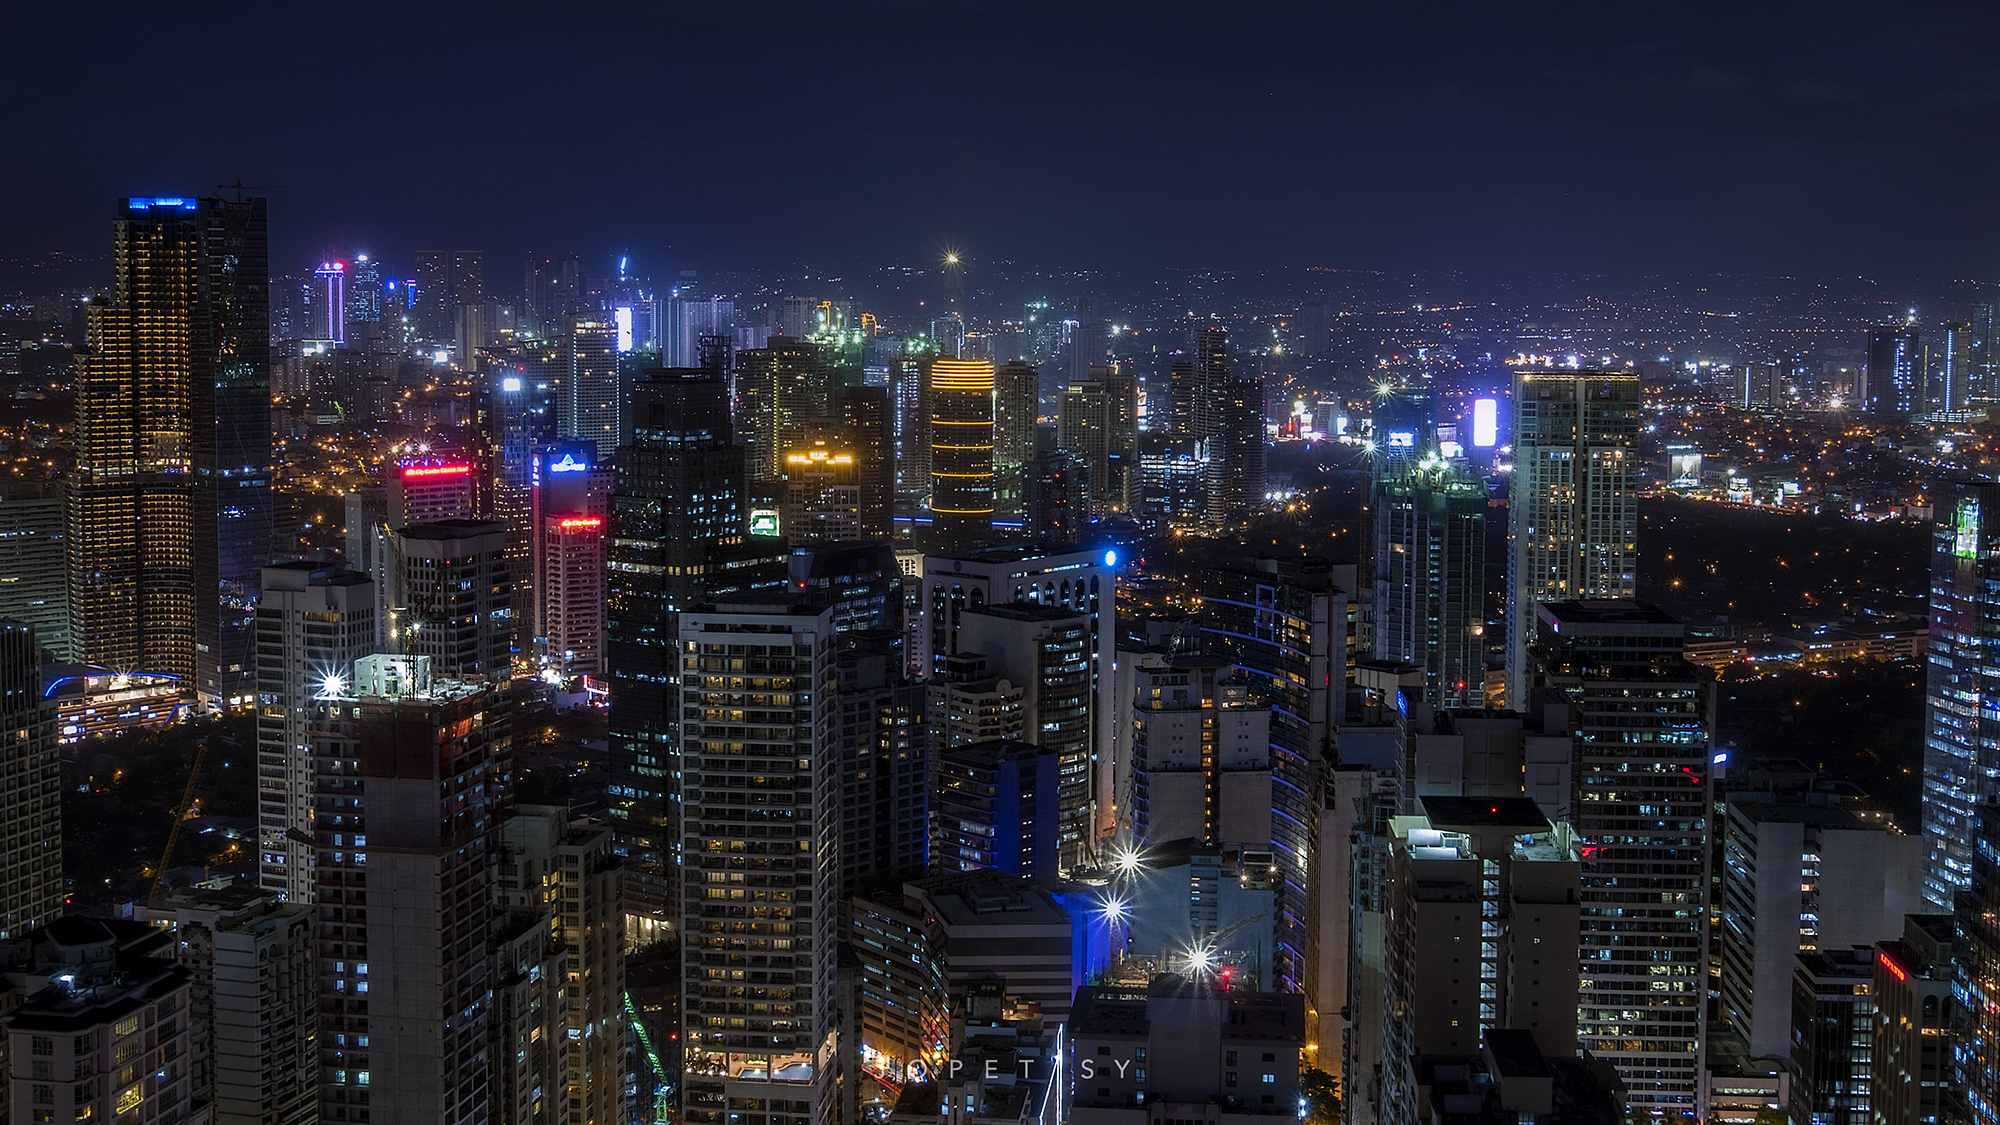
top-left (8, 1), bottom-right (1999, 285)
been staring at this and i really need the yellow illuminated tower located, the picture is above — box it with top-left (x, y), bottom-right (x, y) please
top-left (926, 357), bottom-right (995, 551)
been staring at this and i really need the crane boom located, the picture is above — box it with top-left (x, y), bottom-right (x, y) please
top-left (149, 739), bottom-right (212, 903)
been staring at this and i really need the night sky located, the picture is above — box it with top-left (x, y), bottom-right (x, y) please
top-left (8, 1), bottom-right (1999, 284)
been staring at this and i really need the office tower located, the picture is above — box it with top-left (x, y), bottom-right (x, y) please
top-left (1068, 295), bottom-right (1106, 385)
top-left (1058, 366), bottom-right (1138, 511)
top-left (1529, 599), bottom-right (1712, 1116)
top-left (735, 337), bottom-right (829, 482)
top-left (413, 249), bottom-right (484, 341)
top-left (1504, 371), bottom-right (1640, 707)
top-left (931, 739), bottom-right (1061, 878)
top-left (497, 807), bottom-right (628, 1125)
top-left (564, 315), bottom-right (620, 459)
top-left (1133, 433), bottom-right (1207, 531)
top-left (927, 651), bottom-right (1026, 749)
top-left (846, 894), bottom-right (950, 1088)
top-left (1866, 322), bottom-right (1923, 417)
top-left (1871, 915), bottom-right (1954, 1125)
top-left (1715, 799), bottom-right (1921, 1059)
top-left (1367, 453), bottom-right (1486, 710)
top-left (154, 885), bottom-right (317, 1125)
top-left (1379, 798), bottom-right (1581, 1116)
top-left (3, 918), bottom-right (199, 1125)
top-left (309, 655), bottom-right (498, 1125)
top-left (315, 261), bottom-right (347, 342)
top-left (779, 295), bottom-right (816, 339)
top-left (780, 424), bottom-right (863, 545)
top-left (1789, 948), bottom-right (1879, 1125)
top-left (387, 519), bottom-right (512, 678)
top-left (0, 482), bottom-right (70, 657)
top-left (347, 254), bottom-right (382, 326)
top-left (1128, 657), bottom-right (1272, 848)
top-left (1068, 979), bottom-right (1304, 1121)
top-left (1957, 802), bottom-right (2000, 1125)
top-left (0, 620), bottom-right (57, 939)
top-left (1199, 557), bottom-right (1355, 1003)
top-left (1732, 361), bottom-right (1783, 413)
top-left (1205, 356), bottom-right (1267, 522)
top-left (663, 296), bottom-right (736, 368)
top-left (903, 871), bottom-right (1077, 1020)
top-left (1923, 480), bottom-right (2000, 908)
top-left (833, 385), bottom-right (893, 539)
top-left (606, 369), bottom-right (746, 928)
top-left (957, 604), bottom-right (1092, 868)
top-left (834, 633), bottom-right (928, 891)
top-left (386, 458), bottom-right (478, 525)
top-left (255, 562), bottom-right (375, 900)
top-left (1021, 452), bottom-right (1089, 546)
top-left (1933, 322), bottom-right (1971, 418)
top-left (483, 367), bottom-right (555, 652)
top-left (540, 510), bottom-right (606, 675)
top-left (919, 546), bottom-right (1117, 831)
top-left (1969, 300), bottom-right (1999, 408)
top-left (926, 357), bottom-right (996, 551)
top-left (69, 195), bottom-right (272, 705)
top-left (677, 599), bottom-right (838, 1125)
top-left (892, 352), bottom-right (929, 492)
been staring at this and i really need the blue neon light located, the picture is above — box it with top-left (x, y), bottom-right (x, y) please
top-left (129, 197), bottom-right (196, 210)
top-left (548, 453), bottom-right (588, 473)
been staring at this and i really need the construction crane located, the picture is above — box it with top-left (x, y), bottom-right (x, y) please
top-left (148, 738), bottom-right (213, 903)
top-left (214, 180), bottom-right (284, 201)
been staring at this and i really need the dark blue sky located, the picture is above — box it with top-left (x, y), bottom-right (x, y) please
top-left (8, 1), bottom-right (1999, 287)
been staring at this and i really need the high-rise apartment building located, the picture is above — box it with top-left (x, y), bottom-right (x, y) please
top-left (1022, 451), bottom-right (1089, 546)
top-left (309, 655), bottom-right (500, 1125)
top-left (498, 807), bottom-right (628, 1125)
top-left (834, 385), bottom-right (894, 539)
top-left (1505, 371), bottom-right (1640, 706)
top-left (926, 651), bottom-right (1026, 750)
top-left (677, 600), bottom-right (838, 1125)
top-left (153, 885), bottom-right (317, 1125)
top-left (0, 481), bottom-right (71, 658)
top-left (931, 739), bottom-right (1061, 879)
top-left (70, 195), bottom-right (272, 705)
top-left (1790, 948), bottom-right (1879, 1125)
top-left (1128, 655), bottom-right (1273, 849)
top-left (0, 619), bottom-right (58, 939)
top-left (957, 604), bottom-right (1093, 868)
top-left (926, 357), bottom-right (996, 552)
top-left (607, 369), bottom-right (750, 929)
top-left (387, 519), bottom-right (512, 679)
top-left (255, 562), bottom-right (375, 901)
top-left (1367, 452), bottom-right (1486, 710)
top-left (1058, 365), bottom-right (1138, 512)
top-left (1528, 598), bottom-right (1712, 1116)
top-left (834, 636), bottom-right (928, 891)
top-left (1923, 480), bottom-right (2000, 908)
top-left (992, 360), bottom-right (1040, 513)
top-left (539, 511), bottom-right (606, 675)
top-left (4, 918), bottom-right (201, 1125)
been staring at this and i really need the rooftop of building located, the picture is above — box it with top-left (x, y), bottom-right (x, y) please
top-left (1727, 801), bottom-right (1874, 831)
top-left (262, 559), bottom-right (372, 587)
top-left (6, 918), bottom-right (188, 1033)
top-left (966, 601), bottom-right (1089, 623)
top-left (1069, 976), bottom-right (1305, 1042)
top-left (941, 739), bottom-right (1058, 768)
top-left (906, 870), bottom-right (1070, 928)
top-left (925, 544), bottom-right (1105, 566)
top-left (1536, 598), bottom-right (1681, 628)
top-left (1418, 796), bottom-right (1552, 835)
top-left (1796, 945), bottom-right (1878, 980)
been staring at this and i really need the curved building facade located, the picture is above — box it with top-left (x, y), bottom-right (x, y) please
top-left (926, 357), bottom-right (995, 551)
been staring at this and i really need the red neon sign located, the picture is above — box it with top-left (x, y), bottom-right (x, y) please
top-left (1878, 950), bottom-right (1908, 983)
top-left (402, 464), bottom-right (472, 479)
top-left (557, 517), bottom-right (603, 530)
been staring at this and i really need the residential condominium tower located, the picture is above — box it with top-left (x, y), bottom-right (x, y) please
top-left (1923, 480), bottom-right (2000, 908)
top-left (1504, 371), bottom-right (1639, 707)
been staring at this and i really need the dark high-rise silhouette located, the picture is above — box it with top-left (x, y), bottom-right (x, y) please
top-left (70, 195), bottom-right (271, 704)
top-left (925, 357), bottom-right (996, 551)
top-left (1866, 322), bottom-right (1923, 418)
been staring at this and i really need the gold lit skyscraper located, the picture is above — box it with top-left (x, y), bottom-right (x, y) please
top-left (926, 357), bottom-right (995, 551)
top-left (70, 196), bottom-right (272, 697)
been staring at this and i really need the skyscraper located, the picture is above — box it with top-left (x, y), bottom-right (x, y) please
top-left (564, 315), bottom-right (620, 459)
top-left (413, 249), bottom-right (484, 342)
top-left (314, 261), bottom-right (347, 343)
top-left (735, 337), bottom-right (829, 482)
top-left (834, 384), bottom-right (894, 539)
top-left (1529, 599), bottom-right (1712, 1116)
top-left (959, 603), bottom-right (1095, 868)
top-left (606, 369), bottom-right (749, 930)
top-left (0, 619), bottom-right (58, 939)
top-left (1068, 294), bottom-right (1107, 385)
top-left (309, 655), bottom-right (500, 1125)
top-left (1866, 322), bottom-right (1923, 418)
top-left (255, 562), bottom-right (375, 901)
top-left (0, 481), bottom-right (71, 658)
top-left (69, 195), bottom-right (272, 706)
top-left (992, 360), bottom-right (1040, 513)
top-left (1923, 480), bottom-right (2000, 908)
top-left (387, 519), bottom-right (513, 680)
top-left (678, 598), bottom-right (838, 1125)
top-left (1366, 452), bottom-right (1486, 710)
top-left (925, 357), bottom-right (996, 551)
top-left (1504, 370), bottom-right (1640, 707)
top-left (1058, 363), bottom-right (1138, 512)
